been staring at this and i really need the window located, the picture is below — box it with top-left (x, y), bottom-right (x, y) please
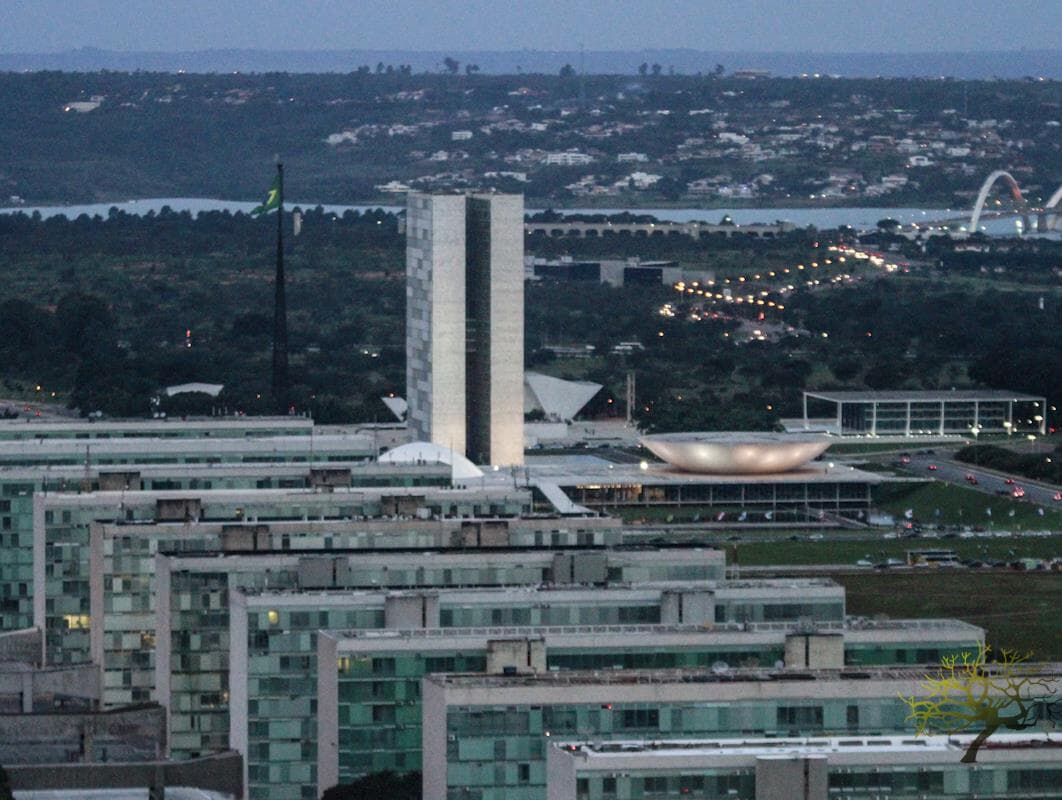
top-left (619, 708), bottom-right (659, 730)
top-left (776, 705), bottom-right (824, 729)
top-left (846, 704), bottom-right (859, 729)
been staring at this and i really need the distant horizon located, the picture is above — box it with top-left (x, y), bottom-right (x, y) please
top-left (2, 45), bottom-right (1060, 80)
top-left (10, 44), bottom-right (1062, 56)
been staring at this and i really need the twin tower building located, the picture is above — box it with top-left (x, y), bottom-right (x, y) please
top-left (406, 193), bottom-right (525, 466)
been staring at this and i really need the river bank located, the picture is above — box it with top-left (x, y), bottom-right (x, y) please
top-left (0, 197), bottom-right (970, 231)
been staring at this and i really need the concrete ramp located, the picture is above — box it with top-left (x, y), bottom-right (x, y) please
top-left (533, 481), bottom-right (593, 516)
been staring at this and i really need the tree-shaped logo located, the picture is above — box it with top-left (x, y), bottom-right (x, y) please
top-left (900, 644), bottom-right (1057, 763)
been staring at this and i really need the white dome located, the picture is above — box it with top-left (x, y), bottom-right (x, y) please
top-left (379, 441), bottom-right (484, 480)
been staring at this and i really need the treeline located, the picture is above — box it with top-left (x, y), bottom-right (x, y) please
top-left (0, 210), bottom-right (1058, 427)
top-left (0, 208), bottom-right (406, 420)
top-left (955, 444), bottom-right (1061, 484)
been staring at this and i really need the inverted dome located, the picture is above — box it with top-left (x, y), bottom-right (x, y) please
top-left (640, 432), bottom-right (830, 474)
top-left (379, 441), bottom-right (484, 480)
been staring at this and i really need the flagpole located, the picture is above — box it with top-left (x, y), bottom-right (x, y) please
top-left (271, 162), bottom-right (289, 414)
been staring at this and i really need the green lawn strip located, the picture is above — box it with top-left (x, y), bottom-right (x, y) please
top-left (826, 442), bottom-right (945, 455)
top-left (727, 535), bottom-right (1062, 567)
top-left (874, 481), bottom-right (1062, 531)
top-left (831, 572), bottom-right (1062, 660)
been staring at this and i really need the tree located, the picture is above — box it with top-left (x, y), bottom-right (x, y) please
top-left (638, 62), bottom-right (648, 76)
top-left (651, 63), bottom-right (662, 76)
top-left (464, 64), bottom-right (479, 76)
top-left (876, 217), bottom-right (901, 232)
top-left (0, 764), bottom-right (14, 800)
top-left (713, 63), bottom-right (725, 77)
top-left (559, 64), bottom-right (576, 78)
top-left (321, 771), bottom-right (420, 800)
top-left (900, 644), bottom-right (1057, 763)
top-left (442, 57), bottom-right (460, 75)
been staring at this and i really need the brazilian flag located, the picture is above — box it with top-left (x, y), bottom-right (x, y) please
top-left (251, 175), bottom-right (281, 216)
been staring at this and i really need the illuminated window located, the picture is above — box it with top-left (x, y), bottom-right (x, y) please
top-left (267, 609), bottom-right (280, 625)
top-left (64, 615), bottom-right (91, 630)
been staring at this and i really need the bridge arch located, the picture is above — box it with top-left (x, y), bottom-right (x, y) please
top-left (970, 170), bottom-right (1026, 231)
top-left (1044, 184), bottom-right (1062, 231)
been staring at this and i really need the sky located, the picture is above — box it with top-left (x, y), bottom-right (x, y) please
top-left (1, 0), bottom-right (1060, 54)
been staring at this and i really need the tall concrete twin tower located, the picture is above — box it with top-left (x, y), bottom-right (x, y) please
top-left (405, 193), bottom-right (525, 466)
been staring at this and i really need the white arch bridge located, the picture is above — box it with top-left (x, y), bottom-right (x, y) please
top-left (965, 170), bottom-right (1062, 232)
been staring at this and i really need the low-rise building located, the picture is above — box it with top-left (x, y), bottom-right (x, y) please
top-left (547, 733), bottom-right (1062, 800)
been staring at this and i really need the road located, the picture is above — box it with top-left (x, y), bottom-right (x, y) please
top-left (901, 450), bottom-right (1060, 508)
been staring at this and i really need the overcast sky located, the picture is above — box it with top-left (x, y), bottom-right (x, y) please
top-left (2, 0), bottom-right (1059, 53)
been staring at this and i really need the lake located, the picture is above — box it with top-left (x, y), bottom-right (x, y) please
top-left (0, 197), bottom-right (1043, 236)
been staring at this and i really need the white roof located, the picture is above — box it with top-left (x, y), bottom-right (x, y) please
top-left (380, 396), bottom-right (408, 421)
top-left (525, 372), bottom-right (602, 421)
top-left (164, 382), bottom-right (224, 397)
top-left (378, 441), bottom-right (483, 480)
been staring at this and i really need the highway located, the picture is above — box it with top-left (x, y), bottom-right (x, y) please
top-left (900, 450), bottom-right (1060, 508)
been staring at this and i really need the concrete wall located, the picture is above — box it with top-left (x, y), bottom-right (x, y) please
top-left (756, 756), bottom-right (828, 800)
top-left (384, 593), bottom-right (440, 629)
top-left (784, 633), bottom-right (845, 669)
top-left (0, 662), bottom-right (99, 712)
top-left (467, 194), bottom-right (524, 466)
top-left (0, 704), bottom-right (165, 765)
top-left (485, 638), bottom-right (546, 674)
top-left (7, 750), bottom-right (242, 798)
top-left (316, 634), bottom-right (341, 797)
top-left (420, 677), bottom-right (449, 800)
top-left (0, 627), bottom-right (42, 666)
top-left (406, 193), bottom-right (467, 454)
top-left (661, 589), bottom-right (715, 626)
top-left (546, 744), bottom-right (579, 800)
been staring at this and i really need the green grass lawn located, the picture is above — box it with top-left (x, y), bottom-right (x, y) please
top-left (825, 441), bottom-right (948, 455)
top-left (875, 481), bottom-right (1062, 531)
top-left (726, 534), bottom-right (1062, 567)
top-left (832, 572), bottom-right (1062, 660)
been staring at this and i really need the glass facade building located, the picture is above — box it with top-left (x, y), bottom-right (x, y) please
top-left (161, 549), bottom-right (725, 764)
top-left (547, 734), bottom-right (1062, 800)
top-left (40, 483), bottom-right (531, 666)
top-left (422, 655), bottom-right (1007, 800)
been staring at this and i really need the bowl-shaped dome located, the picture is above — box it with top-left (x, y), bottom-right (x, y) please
top-left (640, 432), bottom-right (830, 474)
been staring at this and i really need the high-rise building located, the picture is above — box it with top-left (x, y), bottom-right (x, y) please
top-left (406, 193), bottom-right (524, 465)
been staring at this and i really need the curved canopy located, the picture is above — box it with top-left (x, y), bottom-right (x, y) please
top-left (379, 441), bottom-right (484, 480)
top-left (640, 432), bottom-right (830, 475)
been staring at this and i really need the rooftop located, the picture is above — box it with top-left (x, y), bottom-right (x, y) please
top-left (325, 617), bottom-right (983, 644)
top-left (556, 732), bottom-right (1062, 760)
top-left (804, 389), bottom-right (1044, 403)
top-left (435, 660), bottom-right (1059, 689)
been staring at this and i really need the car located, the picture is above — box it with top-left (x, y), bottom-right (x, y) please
top-left (1053, 492), bottom-right (1062, 502)
top-left (1011, 486), bottom-right (1025, 498)
top-left (927, 464), bottom-right (937, 471)
top-left (1004, 478), bottom-right (1015, 485)
top-left (855, 559), bottom-right (873, 567)
top-left (899, 454), bottom-right (911, 465)
top-left (964, 473), bottom-right (978, 484)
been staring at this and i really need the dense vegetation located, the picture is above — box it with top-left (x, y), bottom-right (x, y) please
top-left (1, 71), bottom-right (1060, 206)
top-left (955, 444), bottom-right (1061, 483)
top-left (0, 208), bottom-right (1057, 427)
